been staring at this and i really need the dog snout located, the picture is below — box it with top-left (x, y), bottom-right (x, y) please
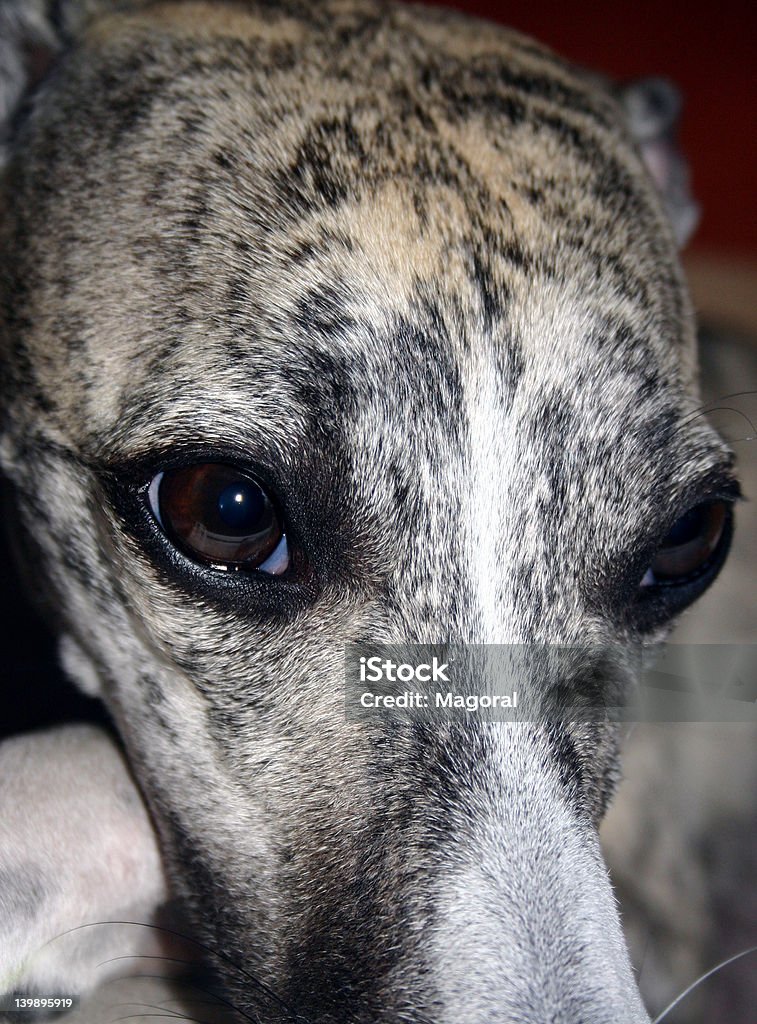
top-left (426, 727), bottom-right (650, 1023)
top-left (233, 720), bottom-right (650, 1024)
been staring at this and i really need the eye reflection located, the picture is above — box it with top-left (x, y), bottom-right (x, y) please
top-left (148, 464), bottom-right (289, 574)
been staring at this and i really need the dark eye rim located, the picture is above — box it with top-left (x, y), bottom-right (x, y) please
top-left (642, 498), bottom-right (734, 590)
top-left (629, 490), bottom-right (738, 631)
top-left (97, 448), bottom-right (320, 620)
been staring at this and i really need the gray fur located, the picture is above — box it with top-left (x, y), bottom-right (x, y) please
top-left (0, 726), bottom-right (168, 999)
top-left (0, 2), bottom-right (736, 1021)
top-left (0, 866), bottom-right (49, 938)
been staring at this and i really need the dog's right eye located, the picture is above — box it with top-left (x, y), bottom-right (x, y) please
top-left (639, 499), bottom-right (732, 589)
top-left (147, 464), bottom-right (289, 574)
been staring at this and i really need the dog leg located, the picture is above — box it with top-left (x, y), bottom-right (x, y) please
top-left (0, 725), bottom-right (169, 1003)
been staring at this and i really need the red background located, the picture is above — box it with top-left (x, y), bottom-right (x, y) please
top-left (414, 1), bottom-right (757, 255)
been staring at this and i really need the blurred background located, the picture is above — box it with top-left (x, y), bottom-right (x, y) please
top-left (425, 1), bottom-right (757, 253)
top-left (2, 2), bottom-right (755, 1022)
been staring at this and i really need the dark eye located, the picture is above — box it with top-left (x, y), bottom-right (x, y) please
top-left (640, 500), bottom-right (731, 588)
top-left (147, 464), bottom-right (288, 574)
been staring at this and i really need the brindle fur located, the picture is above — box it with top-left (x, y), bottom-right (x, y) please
top-left (0, 2), bottom-right (736, 1022)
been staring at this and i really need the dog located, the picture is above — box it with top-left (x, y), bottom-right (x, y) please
top-left (0, 2), bottom-right (738, 1021)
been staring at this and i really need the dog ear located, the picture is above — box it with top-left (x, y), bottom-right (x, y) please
top-left (617, 77), bottom-right (700, 248)
top-left (0, 0), bottom-right (61, 165)
top-left (0, 0), bottom-right (144, 166)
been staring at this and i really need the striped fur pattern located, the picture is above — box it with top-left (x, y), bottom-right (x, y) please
top-left (0, 2), bottom-right (735, 1021)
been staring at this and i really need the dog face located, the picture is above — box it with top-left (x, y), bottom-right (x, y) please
top-left (0, 2), bottom-right (737, 1021)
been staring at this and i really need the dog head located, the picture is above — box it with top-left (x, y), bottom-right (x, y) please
top-left (0, 2), bottom-right (736, 1021)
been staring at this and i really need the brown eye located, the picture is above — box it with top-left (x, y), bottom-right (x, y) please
top-left (641, 500), bottom-right (730, 587)
top-left (148, 464), bottom-right (288, 573)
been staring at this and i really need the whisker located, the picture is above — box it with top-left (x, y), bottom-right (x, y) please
top-left (110, 1014), bottom-right (213, 1024)
top-left (685, 389), bottom-right (757, 421)
top-left (109, 1002), bottom-right (213, 1024)
top-left (109, 1000), bottom-right (230, 1023)
top-left (694, 405), bottom-right (757, 440)
top-left (678, 388), bottom-right (757, 428)
top-left (651, 943), bottom-right (757, 1023)
top-left (41, 921), bottom-right (303, 1022)
top-left (702, 389), bottom-right (757, 404)
top-left (96, 954), bottom-right (206, 971)
top-left (614, 388), bottom-right (757, 462)
top-left (102, 966), bottom-right (256, 1023)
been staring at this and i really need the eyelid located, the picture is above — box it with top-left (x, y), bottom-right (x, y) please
top-left (692, 473), bottom-right (742, 506)
top-left (638, 496), bottom-right (734, 591)
top-left (654, 474), bottom-right (741, 549)
top-left (711, 480), bottom-right (743, 503)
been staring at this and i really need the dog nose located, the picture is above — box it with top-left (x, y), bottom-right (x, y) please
top-left (266, 721), bottom-right (650, 1024)
top-left (414, 725), bottom-right (650, 1024)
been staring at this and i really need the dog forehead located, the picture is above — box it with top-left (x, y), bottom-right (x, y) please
top-left (2, 0), bottom-right (693, 453)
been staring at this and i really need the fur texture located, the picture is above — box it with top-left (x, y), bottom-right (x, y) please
top-left (0, 2), bottom-right (737, 1021)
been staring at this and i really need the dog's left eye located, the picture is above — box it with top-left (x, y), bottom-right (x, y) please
top-left (147, 464), bottom-right (289, 574)
top-left (639, 500), bottom-right (731, 589)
